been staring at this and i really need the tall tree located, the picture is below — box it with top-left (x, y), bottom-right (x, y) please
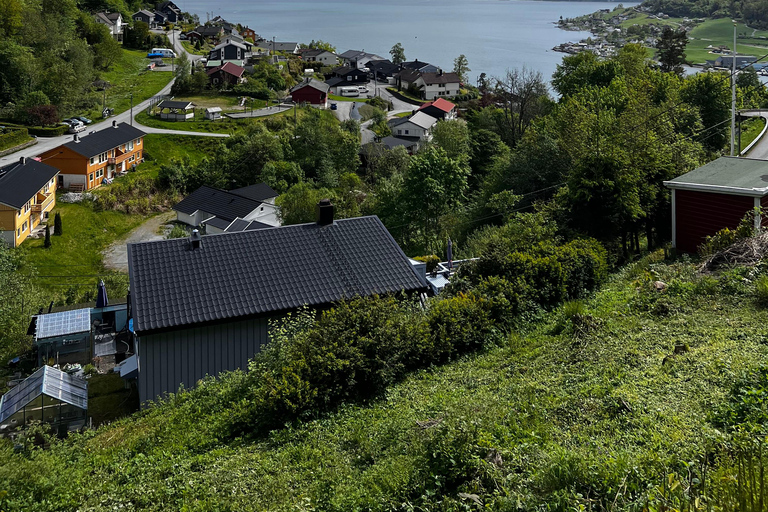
top-left (656, 27), bottom-right (688, 75)
top-left (389, 42), bottom-right (405, 65)
top-left (493, 67), bottom-right (550, 148)
top-left (453, 54), bottom-right (470, 83)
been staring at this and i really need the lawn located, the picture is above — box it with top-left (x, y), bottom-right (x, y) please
top-left (181, 40), bottom-right (209, 56)
top-left (72, 49), bottom-right (173, 124)
top-left (686, 18), bottom-right (768, 64)
top-left (16, 200), bottom-right (146, 294)
top-left (328, 94), bottom-right (366, 102)
top-left (172, 93), bottom-right (246, 110)
top-left (135, 111), bottom-right (249, 133)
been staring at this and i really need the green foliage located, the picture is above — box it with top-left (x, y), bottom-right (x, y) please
top-left (166, 224), bottom-right (189, 239)
top-left (699, 209), bottom-right (759, 256)
top-left (366, 95), bottom-right (391, 111)
top-left (53, 212), bottom-right (61, 236)
top-left (43, 225), bottom-right (50, 248)
top-left (390, 42), bottom-right (405, 65)
top-left (0, 126), bottom-right (29, 151)
top-left (413, 254), bottom-right (440, 272)
top-left (656, 26), bottom-right (688, 75)
top-left (755, 275), bottom-right (768, 306)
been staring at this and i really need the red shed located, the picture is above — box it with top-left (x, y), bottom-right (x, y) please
top-left (290, 78), bottom-right (330, 107)
top-left (664, 156), bottom-right (768, 253)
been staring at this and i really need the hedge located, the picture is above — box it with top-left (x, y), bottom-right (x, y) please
top-left (0, 127), bottom-right (30, 152)
top-left (0, 122), bottom-right (68, 137)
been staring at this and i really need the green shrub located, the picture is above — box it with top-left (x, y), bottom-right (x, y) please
top-left (0, 127), bottom-right (30, 151)
top-left (366, 96), bottom-right (392, 111)
top-left (502, 253), bottom-right (566, 309)
top-left (472, 276), bottom-right (534, 329)
top-left (548, 239), bottom-right (608, 299)
top-left (0, 122), bottom-right (67, 137)
top-left (414, 254), bottom-right (440, 272)
top-left (756, 276), bottom-right (768, 306)
top-left (427, 293), bottom-right (496, 360)
top-left (699, 209), bottom-right (760, 256)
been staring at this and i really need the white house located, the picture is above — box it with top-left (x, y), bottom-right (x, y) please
top-left (93, 12), bottom-right (124, 41)
top-left (387, 111), bottom-right (437, 141)
top-left (414, 71), bottom-right (462, 100)
top-left (301, 49), bottom-right (339, 66)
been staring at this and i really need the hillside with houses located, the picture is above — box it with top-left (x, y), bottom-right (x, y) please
top-left (4, 1), bottom-right (768, 510)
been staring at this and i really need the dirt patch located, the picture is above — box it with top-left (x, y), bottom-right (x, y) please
top-left (102, 212), bottom-right (176, 272)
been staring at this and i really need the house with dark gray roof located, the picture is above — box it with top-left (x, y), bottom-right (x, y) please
top-left (93, 11), bottom-right (124, 41)
top-left (0, 157), bottom-right (59, 247)
top-left (173, 184), bottom-right (279, 231)
top-left (366, 59), bottom-right (399, 81)
top-left (254, 40), bottom-right (299, 54)
top-left (300, 48), bottom-right (338, 66)
top-left (127, 203), bottom-right (427, 403)
top-left (339, 50), bottom-right (385, 69)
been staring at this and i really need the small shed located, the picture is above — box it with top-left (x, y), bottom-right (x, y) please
top-left (0, 365), bottom-right (88, 436)
top-left (205, 107), bottom-right (222, 120)
top-left (156, 100), bottom-right (195, 121)
top-left (664, 156), bottom-right (768, 253)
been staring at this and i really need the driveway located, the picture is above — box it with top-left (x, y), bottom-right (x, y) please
top-left (103, 211), bottom-right (176, 272)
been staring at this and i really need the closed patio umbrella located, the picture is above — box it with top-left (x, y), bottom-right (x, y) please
top-left (96, 280), bottom-right (109, 308)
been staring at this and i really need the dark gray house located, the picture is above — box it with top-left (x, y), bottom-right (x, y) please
top-left (328, 65), bottom-right (369, 84)
top-left (208, 39), bottom-right (249, 61)
top-left (127, 206), bottom-right (427, 404)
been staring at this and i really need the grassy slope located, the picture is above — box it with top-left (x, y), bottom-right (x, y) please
top-left (3, 257), bottom-right (768, 510)
top-left (741, 116), bottom-right (766, 153)
top-left (687, 19), bottom-right (768, 64)
top-left (16, 134), bottom-right (220, 295)
top-left (75, 49), bottom-right (173, 124)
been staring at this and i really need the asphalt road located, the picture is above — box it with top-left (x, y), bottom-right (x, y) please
top-left (741, 110), bottom-right (768, 160)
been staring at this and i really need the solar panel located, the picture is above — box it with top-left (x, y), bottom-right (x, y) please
top-left (35, 308), bottom-right (91, 340)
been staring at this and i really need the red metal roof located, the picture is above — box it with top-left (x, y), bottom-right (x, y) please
top-left (206, 61), bottom-right (245, 78)
top-left (418, 97), bottom-right (455, 113)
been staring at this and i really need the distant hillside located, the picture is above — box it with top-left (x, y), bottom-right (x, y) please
top-left (642, 0), bottom-right (768, 28)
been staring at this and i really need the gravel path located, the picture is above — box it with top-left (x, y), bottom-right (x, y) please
top-left (103, 212), bottom-right (176, 272)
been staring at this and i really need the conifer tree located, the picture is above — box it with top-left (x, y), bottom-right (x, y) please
top-left (44, 225), bottom-right (51, 248)
top-left (53, 212), bottom-right (62, 236)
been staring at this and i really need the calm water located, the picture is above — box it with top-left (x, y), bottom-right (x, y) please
top-left (178, 0), bottom-right (637, 83)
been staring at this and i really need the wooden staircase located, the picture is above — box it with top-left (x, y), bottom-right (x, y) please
top-left (68, 183), bottom-right (85, 192)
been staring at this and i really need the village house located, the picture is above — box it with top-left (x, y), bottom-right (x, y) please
top-left (401, 59), bottom-right (439, 73)
top-left (414, 70), bottom-right (462, 100)
top-left (394, 68), bottom-right (422, 91)
top-left (0, 157), bottom-right (59, 247)
top-left (38, 122), bottom-right (145, 191)
top-left (127, 202), bottom-right (427, 404)
top-left (208, 39), bottom-right (250, 62)
top-left (665, 156), bottom-right (768, 253)
top-left (132, 9), bottom-right (161, 29)
top-left (206, 62), bottom-right (246, 86)
top-left (173, 183), bottom-right (279, 231)
top-left (388, 111), bottom-right (437, 143)
top-left (93, 11), bottom-right (124, 41)
top-left (187, 25), bottom-right (224, 43)
top-left (328, 65), bottom-right (369, 84)
top-left (255, 40), bottom-right (300, 54)
top-left (338, 50), bottom-right (385, 69)
top-left (418, 98), bottom-right (457, 120)
top-left (240, 26), bottom-right (258, 41)
top-left (290, 78), bottom-right (330, 107)
top-left (366, 59), bottom-right (400, 81)
top-left (157, 0), bottom-right (182, 23)
top-left (300, 48), bottom-right (339, 66)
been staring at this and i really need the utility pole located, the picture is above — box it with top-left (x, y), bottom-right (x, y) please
top-left (130, 92), bottom-right (134, 126)
top-left (731, 20), bottom-right (737, 156)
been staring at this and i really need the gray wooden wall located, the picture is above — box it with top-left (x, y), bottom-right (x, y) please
top-left (137, 316), bottom-right (270, 405)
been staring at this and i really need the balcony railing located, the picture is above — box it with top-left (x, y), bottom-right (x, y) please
top-left (107, 157), bottom-right (116, 165)
top-left (32, 193), bottom-right (54, 213)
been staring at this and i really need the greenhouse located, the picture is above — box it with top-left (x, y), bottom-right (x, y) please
top-left (0, 365), bottom-right (88, 436)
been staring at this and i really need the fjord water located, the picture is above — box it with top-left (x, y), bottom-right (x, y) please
top-left (180, 0), bottom-right (636, 83)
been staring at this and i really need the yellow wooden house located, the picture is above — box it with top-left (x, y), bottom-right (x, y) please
top-left (0, 157), bottom-right (59, 247)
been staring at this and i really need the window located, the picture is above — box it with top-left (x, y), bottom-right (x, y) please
top-left (98, 152), bottom-right (108, 163)
top-left (128, 155), bottom-right (135, 163)
top-left (347, 76), bottom-right (352, 81)
top-left (22, 221), bottom-right (27, 232)
top-left (397, 129), bottom-right (402, 135)
top-left (16, 228), bottom-right (20, 238)
top-left (23, 201), bottom-right (30, 213)
top-left (439, 83), bottom-right (445, 88)
top-left (90, 157), bottom-right (95, 165)
top-left (404, 130), bottom-right (409, 135)
top-left (89, 173), bottom-right (94, 182)
top-left (127, 140), bottom-right (134, 151)
top-left (136, 138), bottom-right (141, 146)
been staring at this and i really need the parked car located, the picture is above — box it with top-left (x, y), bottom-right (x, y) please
top-left (68, 121), bottom-right (85, 134)
top-left (75, 116), bottom-right (92, 125)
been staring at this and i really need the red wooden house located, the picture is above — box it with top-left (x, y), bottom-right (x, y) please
top-left (664, 156), bottom-right (768, 253)
top-left (290, 78), bottom-right (330, 107)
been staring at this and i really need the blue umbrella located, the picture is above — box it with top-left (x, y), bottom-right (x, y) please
top-left (446, 238), bottom-right (453, 270)
top-left (96, 279), bottom-right (109, 308)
